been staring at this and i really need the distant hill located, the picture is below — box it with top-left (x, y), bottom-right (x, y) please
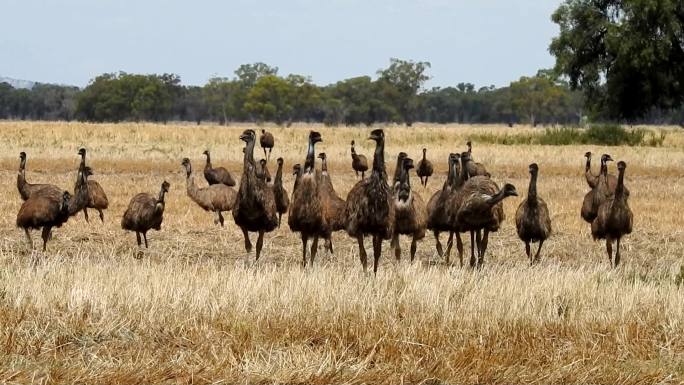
top-left (0, 76), bottom-right (36, 89)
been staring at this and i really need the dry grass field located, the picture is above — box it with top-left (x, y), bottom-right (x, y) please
top-left (0, 121), bottom-right (683, 384)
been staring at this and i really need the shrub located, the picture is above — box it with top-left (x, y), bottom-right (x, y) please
top-left (472, 125), bottom-right (663, 147)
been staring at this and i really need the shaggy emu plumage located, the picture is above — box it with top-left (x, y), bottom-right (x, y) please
top-left (292, 163), bottom-right (302, 192)
top-left (260, 129), bottom-right (275, 162)
top-left (288, 131), bottom-right (328, 266)
top-left (121, 181), bottom-right (170, 248)
top-left (182, 158), bottom-right (236, 227)
top-left (232, 129), bottom-right (278, 261)
top-left (515, 163), bottom-right (552, 265)
top-left (427, 153), bottom-right (464, 265)
top-left (79, 166), bottom-right (109, 223)
top-left (416, 148), bottom-right (434, 188)
top-left (455, 177), bottom-right (518, 269)
top-left (392, 152), bottom-right (408, 188)
top-left (17, 166), bottom-right (90, 251)
top-left (391, 157), bottom-right (427, 262)
top-left (257, 159), bottom-right (272, 183)
top-left (203, 150), bottom-right (236, 186)
top-left (318, 152), bottom-right (346, 254)
top-left (581, 154), bottom-right (614, 223)
top-left (17, 151), bottom-right (61, 201)
top-left (351, 140), bottom-right (369, 179)
top-left (583, 151), bottom-right (628, 193)
top-left (344, 129), bottom-right (395, 274)
top-left (591, 161), bottom-right (633, 268)
top-left (273, 157), bottom-right (290, 227)
top-left (465, 141), bottom-right (490, 177)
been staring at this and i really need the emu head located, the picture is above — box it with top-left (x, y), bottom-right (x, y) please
top-left (78, 148), bottom-right (86, 158)
top-left (309, 131), bottom-right (322, 144)
top-left (601, 154), bottom-right (613, 164)
top-left (584, 151), bottom-right (592, 159)
top-left (277, 157), bottom-right (284, 166)
top-left (84, 166), bottom-right (94, 177)
top-left (161, 180), bottom-right (170, 193)
top-left (181, 158), bottom-right (191, 176)
top-left (503, 183), bottom-right (519, 197)
top-left (403, 157), bottom-right (415, 170)
top-left (317, 153), bottom-right (326, 161)
top-left (292, 163), bottom-right (301, 176)
top-left (240, 129), bottom-right (256, 143)
top-left (617, 160), bottom-right (626, 171)
top-left (368, 129), bottom-right (384, 143)
top-left (529, 163), bottom-right (539, 175)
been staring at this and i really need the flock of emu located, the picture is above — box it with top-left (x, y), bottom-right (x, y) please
top-left (15, 128), bottom-right (633, 271)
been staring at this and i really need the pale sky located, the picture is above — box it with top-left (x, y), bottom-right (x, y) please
top-left (0, 0), bottom-right (563, 88)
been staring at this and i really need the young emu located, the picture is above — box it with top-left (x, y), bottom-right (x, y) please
top-left (80, 166), bottom-right (109, 223)
top-left (17, 151), bottom-right (62, 201)
top-left (591, 161), bottom-right (633, 268)
top-left (391, 157), bottom-right (427, 262)
top-left (273, 157), bottom-right (290, 227)
top-left (351, 140), bottom-right (369, 179)
top-left (416, 148), bottom-right (434, 188)
top-left (260, 129), bottom-right (275, 162)
top-left (121, 181), bottom-right (170, 249)
top-left (583, 151), bottom-right (628, 194)
top-left (182, 158), bottom-right (236, 227)
top-left (581, 154), bottom-right (613, 223)
top-left (427, 153), bottom-right (462, 264)
top-left (344, 129), bottom-right (395, 275)
top-left (318, 152), bottom-right (346, 254)
top-left (465, 141), bottom-right (490, 177)
top-left (202, 150), bottom-right (236, 186)
top-left (515, 163), bottom-right (552, 265)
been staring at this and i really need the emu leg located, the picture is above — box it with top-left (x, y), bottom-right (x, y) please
top-left (372, 235), bottom-right (382, 276)
top-left (23, 228), bottom-right (33, 249)
top-left (83, 208), bottom-right (90, 223)
top-left (355, 170), bottom-right (359, 178)
top-left (445, 231), bottom-right (454, 265)
top-left (361, 171), bottom-right (365, 179)
top-left (136, 232), bottom-right (141, 247)
top-left (357, 235), bottom-right (368, 272)
top-left (268, 148), bottom-right (272, 162)
top-left (475, 230), bottom-right (483, 269)
top-left (98, 209), bottom-right (104, 223)
top-left (424, 176), bottom-right (429, 187)
top-left (241, 227), bottom-right (252, 252)
top-left (41, 226), bottom-right (51, 252)
top-left (392, 233), bottom-right (401, 261)
top-left (310, 236), bottom-right (319, 266)
top-left (301, 233), bottom-right (309, 267)
top-left (525, 241), bottom-right (531, 264)
top-left (533, 240), bottom-right (544, 265)
top-left (455, 232), bottom-right (464, 267)
top-left (255, 230), bottom-right (265, 261)
top-left (143, 232), bottom-right (149, 248)
top-left (479, 230), bottom-right (489, 268)
top-left (469, 231), bottom-right (476, 268)
top-left (434, 231), bottom-right (443, 258)
top-left (217, 211), bottom-right (225, 227)
top-left (410, 235), bottom-right (418, 263)
top-left (606, 236), bottom-right (614, 268)
top-left (614, 237), bottom-right (621, 267)
top-left (278, 213), bottom-right (282, 228)
top-left (263, 148), bottom-right (268, 160)
top-left (325, 236), bottom-right (334, 254)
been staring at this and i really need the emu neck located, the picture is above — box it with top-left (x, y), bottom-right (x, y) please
top-left (585, 157), bottom-right (591, 172)
top-left (486, 188), bottom-right (508, 206)
top-left (158, 188), bottom-right (167, 204)
top-left (615, 167), bottom-right (626, 199)
top-left (244, 139), bottom-right (256, 167)
top-left (400, 166), bottom-right (411, 190)
top-left (275, 162), bottom-right (284, 183)
top-left (459, 158), bottom-right (469, 184)
top-left (393, 157), bottom-right (404, 183)
top-left (527, 172), bottom-right (538, 202)
top-left (321, 158), bottom-right (328, 174)
top-left (68, 172), bottom-right (89, 215)
top-left (304, 140), bottom-right (316, 173)
top-left (372, 139), bottom-right (385, 177)
top-left (205, 153), bottom-right (212, 167)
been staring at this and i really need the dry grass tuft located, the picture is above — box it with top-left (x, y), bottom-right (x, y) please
top-left (0, 121), bottom-right (683, 384)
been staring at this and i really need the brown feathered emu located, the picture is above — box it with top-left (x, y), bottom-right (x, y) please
top-left (465, 141), bottom-right (490, 177)
top-left (581, 154), bottom-right (614, 223)
top-left (121, 181), bottom-right (170, 248)
top-left (273, 157), bottom-right (290, 227)
top-left (591, 161), bottom-right (633, 268)
top-left (515, 163), bottom-right (552, 265)
top-left (583, 151), bottom-right (628, 194)
top-left (17, 151), bottom-right (61, 201)
top-left (260, 129), bottom-right (275, 162)
top-left (232, 129), bottom-right (279, 261)
top-left (257, 159), bottom-right (272, 183)
top-left (391, 157), bottom-right (427, 262)
top-left (344, 129), bottom-right (395, 274)
top-left (182, 158), bottom-right (236, 227)
top-left (288, 131), bottom-right (328, 266)
top-left (80, 166), bottom-right (109, 223)
top-left (17, 166), bottom-right (90, 251)
top-left (292, 163), bottom-right (302, 192)
top-left (455, 177), bottom-right (518, 269)
top-left (351, 140), bottom-right (369, 179)
top-left (427, 153), bottom-right (465, 265)
top-left (416, 148), bottom-right (434, 188)
top-left (318, 152), bottom-right (346, 254)
top-left (392, 152), bottom-right (408, 187)
top-left (202, 150), bottom-right (236, 186)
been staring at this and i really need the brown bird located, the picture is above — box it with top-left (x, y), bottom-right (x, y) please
top-left (465, 141), bottom-right (490, 177)
top-left (232, 129), bottom-right (279, 261)
top-left (273, 157), bottom-right (290, 227)
top-left (427, 153), bottom-right (464, 265)
top-left (17, 167), bottom-right (90, 251)
top-left (391, 157), bottom-right (427, 262)
top-left (260, 129), bottom-right (275, 162)
top-left (591, 161), bottom-right (633, 268)
top-left (416, 148), bottom-right (434, 188)
top-left (80, 166), bottom-right (109, 223)
top-left (583, 151), bottom-right (628, 195)
top-left (455, 177), bottom-right (518, 269)
top-left (202, 150), bottom-right (236, 186)
top-left (581, 154), bottom-right (613, 223)
top-left (318, 152), bottom-right (346, 254)
top-left (351, 140), bottom-right (369, 179)
top-left (292, 163), bottom-right (302, 192)
top-left (17, 151), bottom-right (61, 201)
top-left (344, 129), bottom-right (395, 275)
top-left (121, 181), bottom-right (170, 249)
top-left (288, 131), bottom-right (328, 266)
top-left (182, 158), bottom-right (236, 227)
top-left (257, 159), bottom-right (272, 183)
top-left (392, 152), bottom-right (408, 187)
top-left (515, 163), bottom-right (552, 265)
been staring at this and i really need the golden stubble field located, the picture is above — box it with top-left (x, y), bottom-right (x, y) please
top-left (0, 121), bottom-right (683, 384)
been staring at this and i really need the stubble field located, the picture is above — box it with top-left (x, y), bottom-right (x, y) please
top-left (0, 121), bottom-right (683, 384)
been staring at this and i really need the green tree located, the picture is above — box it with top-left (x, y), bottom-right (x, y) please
top-left (244, 75), bottom-right (293, 125)
top-left (550, 0), bottom-right (684, 120)
top-left (509, 74), bottom-right (566, 126)
top-left (377, 58), bottom-right (431, 125)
